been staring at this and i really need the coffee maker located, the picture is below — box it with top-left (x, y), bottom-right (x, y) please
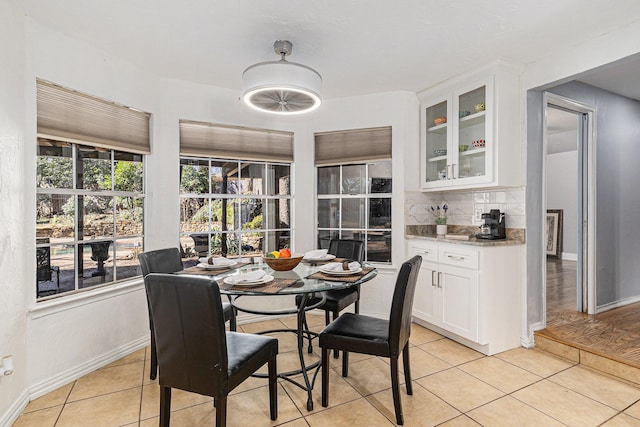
top-left (476, 209), bottom-right (506, 240)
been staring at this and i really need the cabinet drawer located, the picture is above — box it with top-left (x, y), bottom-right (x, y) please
top-left (409, 243), bottom-right (438, 263)
top-left (438, 246), bottom-right (479, 270)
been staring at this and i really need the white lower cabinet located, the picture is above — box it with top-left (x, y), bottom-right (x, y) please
top-left (409, 240), bottom-right (522, 355)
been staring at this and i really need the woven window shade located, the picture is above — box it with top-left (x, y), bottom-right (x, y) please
top-left (315, 126), bottom-right (392, 166)
top-left (36, 79), bottom-right (151, 154)
top-left (179, 120), bottom-right (294, 162)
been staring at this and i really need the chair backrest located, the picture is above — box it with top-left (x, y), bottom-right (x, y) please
top-left (328, 239), bottom-right (365, 263)
top-left (138, 248), bottom-right (184, 276)
top-left (36, 247), bottom-right (52, 282)
top-left (144, 273), bottom-right (229, 397)
top-left (388, 255), bottom-right (422, 357)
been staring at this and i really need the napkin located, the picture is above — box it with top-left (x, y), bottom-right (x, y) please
top-left (200, 256), bottom-right (234, 266)
top-left (321, 261), bottom-right (361, 271)
top-left (227, 270), bottom-right (266, 284)
top-left (303, 249), bottom-right (329, 259)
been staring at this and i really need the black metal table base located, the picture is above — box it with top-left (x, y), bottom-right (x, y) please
top-left (228, 292), bottom-right (326, 411)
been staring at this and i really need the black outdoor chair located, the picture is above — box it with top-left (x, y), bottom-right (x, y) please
top-left (138, 247), bottom-right (236, 380)
top-left (36, 246), bottom-right (60, 296)
top-left (319, 255), bottom-right (422, 425)
top-left (296, 239), bottom-right (365, 356)
top-left (144, 273), bottom-right (278, 427)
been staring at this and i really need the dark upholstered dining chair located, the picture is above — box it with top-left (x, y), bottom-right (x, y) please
top-left (138, 248), bottom-right (236, 380)
top-left (296, 239), bottom-right (365, 356)
top-left (319, 255), bottom-right (422, 425)
top-left (144, 273), bottom-right (278, 427)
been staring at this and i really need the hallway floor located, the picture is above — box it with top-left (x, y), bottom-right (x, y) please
top-left (14, 314), bottom-right (640, 426)
top-left (538, 259), bottom-right (640, 369)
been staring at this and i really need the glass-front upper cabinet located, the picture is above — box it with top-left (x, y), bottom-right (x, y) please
top-left (420, 76), bottom-right (495, 190)
top-left (423, 97), bottom-right (449, 183)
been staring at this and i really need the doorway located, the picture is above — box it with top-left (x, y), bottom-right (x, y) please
top-left (543, 93), bottom-right (595, 319)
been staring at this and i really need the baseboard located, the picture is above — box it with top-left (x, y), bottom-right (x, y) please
top-left (596, 295), bottom-right (640, 313)
top-left (561, 252), bottom-right (577, 261)
top-left (0, 388), bottom-right (29, 427)
top-left (525, 321), bottom-right (545, 348)
top-left (28, 336), bottom-right (149, 401)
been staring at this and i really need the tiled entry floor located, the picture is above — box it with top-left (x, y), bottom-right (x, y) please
top-left (14, 315), bottom-right (640, 427)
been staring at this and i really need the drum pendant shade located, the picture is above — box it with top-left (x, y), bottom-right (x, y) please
top-left (242, 40), bottom-right (322, 115)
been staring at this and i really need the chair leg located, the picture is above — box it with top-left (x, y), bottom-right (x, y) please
top-left (268, 356), bottom-right (278, 421)
top-left (403, 344), bottom-right (413, 395)
top-left (227, 296), bottom-right (237, 331)
top-left (150, 330), bottom-right (157, 380)
top-left (390, 358), bottom-right (404, 425)
top-left (321, 347), bottom-right (330, 407)
top-left (332, 310), bottom-right (340, 359)
top-left (325, 310), bottom-right (330, 326)
top-left (159, 386), bottom-right (171, 427)
top-left (341, 351), bottom-right (349, 377)
top-left (215, 397), bottom-right (227, 427)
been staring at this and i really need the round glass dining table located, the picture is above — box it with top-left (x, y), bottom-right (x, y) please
top-left (191, 258), bottom-right (377, 411)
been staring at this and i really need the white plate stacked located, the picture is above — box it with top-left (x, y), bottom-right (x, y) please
top-left (304, 254), bottom-right (336, 262)
top-left (197, 258), bottom-right (237, 270)
top-left (223, 275), bottom-right (274, 287)
top-left (319, 265), bottom-right (363, 276)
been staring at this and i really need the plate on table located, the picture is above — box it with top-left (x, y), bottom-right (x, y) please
top-left (197, 261), bottom-right (237, 270)
top-left (304, 254), bottom-right (336, 262)
top-left (223, 275), bottom-right (274, 287)
top-left (319, 267), bottom-right (363, 276)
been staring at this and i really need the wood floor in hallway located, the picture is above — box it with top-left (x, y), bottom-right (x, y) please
top-left (537, 258), bottom-right (640, 368)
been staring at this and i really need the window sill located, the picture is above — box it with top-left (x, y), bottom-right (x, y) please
top-left (29, 277), bottom-right (145, 320)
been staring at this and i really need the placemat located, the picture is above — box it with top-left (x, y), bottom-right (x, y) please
top-left (176, 261), bottom-right (250, 276)
top-left (305, 267), bottom-right (375, 282)
top-left (217, 278), bottom-right (298, 294)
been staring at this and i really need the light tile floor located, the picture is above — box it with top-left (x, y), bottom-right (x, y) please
top-left (13, 315), bottom-right (640, 427)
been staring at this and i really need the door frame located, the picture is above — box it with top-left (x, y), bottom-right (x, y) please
top-left (542, 92), bottom-right (597, 317)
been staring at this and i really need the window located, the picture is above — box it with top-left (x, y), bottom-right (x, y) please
top-left (178, 120), bottom-right (294, 261)
top-left (317, 162), bottom-right (392, 263)
top-left (315, 126), bottom-right (392, 263)
top-left (179, 157), bottom-right (291, 259)
top-left (36, 80), bottom-right (149, 299)
top-left (36, 141), bottom-right (145, 297)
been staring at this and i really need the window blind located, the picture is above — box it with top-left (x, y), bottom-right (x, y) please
top-left (314, 126), bottom-right (392, 166)
top-left (179, 120), bottom-right (294, 162)
top-left (36, 79), bottom-right (151, 154)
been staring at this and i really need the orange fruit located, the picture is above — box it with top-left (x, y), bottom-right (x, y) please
top-left (279, 248), bottom-right (291, 258)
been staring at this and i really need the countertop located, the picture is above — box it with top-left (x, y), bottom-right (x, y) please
top-left (405, 225), bottom-right (525, 247)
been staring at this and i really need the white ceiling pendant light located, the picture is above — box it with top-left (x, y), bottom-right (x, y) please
top-left (242, 40), bottom-right (322, 115)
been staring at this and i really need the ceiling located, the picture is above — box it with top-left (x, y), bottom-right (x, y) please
top-left (19, 0), bottom-right (640, 101)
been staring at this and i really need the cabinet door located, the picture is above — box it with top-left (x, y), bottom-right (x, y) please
top-left (439, 264), bottom-right (480, 342)
top-left (420, 93), bottom-right (452, 189)
top-left (451, 76), bottom-right (494, 186)
top-left (412, 260), bottom-right (439, 324)
top-left (409, 244), bottom-right (439, 323)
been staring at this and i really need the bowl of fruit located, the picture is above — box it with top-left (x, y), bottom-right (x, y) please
top-left (263, 249), bottom-right (304, 271)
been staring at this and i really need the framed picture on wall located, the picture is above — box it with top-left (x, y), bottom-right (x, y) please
top-left (546, 209), bottom-right (563, 258)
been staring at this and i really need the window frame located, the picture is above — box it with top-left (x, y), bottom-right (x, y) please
top-left (179, 156), bottom-right (293, 260)
top-left (316, 161), bottom-right (392, 264)
top-left (36, 141), bottom-right (145, 301)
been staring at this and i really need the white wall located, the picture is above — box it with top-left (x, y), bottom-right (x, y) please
top-left (0, 2), bottom-right (29, 424)
top-left (546, 148), bottom-right (578, 257)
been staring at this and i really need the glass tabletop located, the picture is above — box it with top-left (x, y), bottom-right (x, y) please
top-left (206, 259), bottom-right (377, 296)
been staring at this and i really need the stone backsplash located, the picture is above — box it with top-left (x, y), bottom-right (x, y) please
top-left (405, 187), bottom-right (526, 229)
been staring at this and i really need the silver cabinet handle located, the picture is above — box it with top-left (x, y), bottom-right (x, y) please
top-left (417, 250), bottom-right (431, 256)
top-left (437, 272), bottom-right (442, 288)
top-left (431, 270), bottom-right (437, 287)
top-left (447, 255), bottom-right (466, 261)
